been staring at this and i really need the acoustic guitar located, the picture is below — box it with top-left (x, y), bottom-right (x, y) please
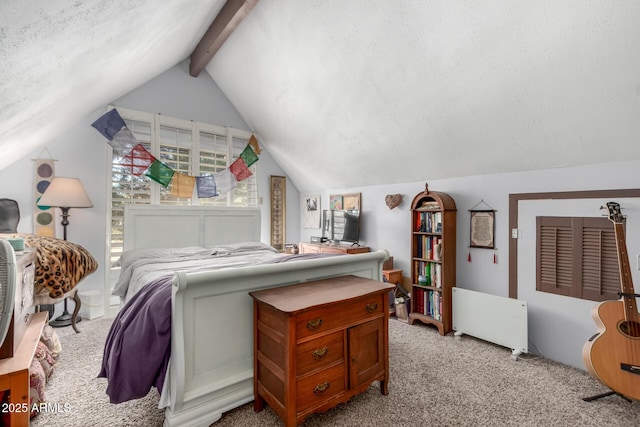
top-left (582, 201), bottom-right (640, 400)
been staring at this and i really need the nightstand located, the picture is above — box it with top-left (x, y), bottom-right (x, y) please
top-left (382, 269), bottom-right (402, 286)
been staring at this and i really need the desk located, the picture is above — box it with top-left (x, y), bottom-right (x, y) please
top-left (298, 242), bottom-right (369, 255)
top-left (0, 311), bottom-right (47, 427)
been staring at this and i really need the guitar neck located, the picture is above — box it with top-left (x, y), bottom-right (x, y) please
top-left (613, 223), bottom-right (639, 322)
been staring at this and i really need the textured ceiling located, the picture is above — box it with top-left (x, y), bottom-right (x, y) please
top-left (207, 1), bottom-right (640, 191)
top-left (2, 1), bottom-right (640, 193)
top-left (0, 0), bottom-right (225, 170)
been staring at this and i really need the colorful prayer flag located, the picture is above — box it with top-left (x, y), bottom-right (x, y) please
top-left (91, 109), bottom-right (126, 140)
top-left (248, 134), bottom-right (261, 154)
top-left (145, 159), bottom-right (175, 187)
top-left (170, 172), bottom-right (196, 198)
top-left (240, 144), bottom-right (259, 167)
top-left (214, 168), bottom-right (237, 195)
top-left (110, 127), bottom-right (139, 158)
top-left (229, 157), bottom-right (252, 181)
top-left (121, 143), bottom-right (155, 176)
top-left (196, 175), bottom-right (217, 198)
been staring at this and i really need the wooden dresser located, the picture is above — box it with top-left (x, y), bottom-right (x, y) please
top-left (250, 275), bottom-right (394, 427)
top-left (298, 242), bottom-right (369, 255)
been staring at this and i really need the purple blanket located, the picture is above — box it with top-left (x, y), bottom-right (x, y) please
top-left (99, 275), bottom-right (172, 403)
top-left (99, 252), bottom-right (343, 404)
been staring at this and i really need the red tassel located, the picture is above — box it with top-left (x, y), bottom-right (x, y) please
top-left (493, 252), bottom-right (497, 264)
top-left (468, 251), bottom-right (471, 262)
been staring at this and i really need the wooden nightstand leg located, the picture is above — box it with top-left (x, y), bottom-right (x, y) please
top-left (253, 394), bottom-right (265, 412)
top-left (10, 370), bottom-right (29, 427)
top-left (380, 379), bottom-right (389, 395)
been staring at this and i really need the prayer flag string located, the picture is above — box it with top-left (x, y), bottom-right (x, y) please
top-left (92, 109), bottom-right (260, 198)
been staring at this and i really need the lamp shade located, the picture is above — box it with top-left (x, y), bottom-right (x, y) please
top-left (38, 177), bottom-right (93, 208)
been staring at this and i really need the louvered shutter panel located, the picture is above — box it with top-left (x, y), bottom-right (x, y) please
top-left (581, 217), bottom-right (621, 301)
top-left (537, 217), bottom-right (573, 296)
top-left (537, 216), bottom-right (621, 301)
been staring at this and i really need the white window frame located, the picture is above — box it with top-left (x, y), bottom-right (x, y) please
top-left (103, 106), bottom-right (258, 314)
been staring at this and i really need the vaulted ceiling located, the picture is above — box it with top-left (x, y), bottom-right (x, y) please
top-left (3, 1), bottom-right (640, 192)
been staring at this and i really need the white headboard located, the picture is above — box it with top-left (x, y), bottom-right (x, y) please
top-left (123, 205), bottom-right (261, 251)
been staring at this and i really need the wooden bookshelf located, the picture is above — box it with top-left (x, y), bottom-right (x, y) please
top-left (408, 182), bottom-right (457, 335)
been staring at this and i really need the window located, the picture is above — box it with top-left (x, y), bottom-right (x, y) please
top-left (108, 107), bottom-right (257, 281)
top-left (536, 216), bottom-right (621, 301)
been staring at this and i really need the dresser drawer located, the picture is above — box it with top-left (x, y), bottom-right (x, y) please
top-left (296, 330), bottom-right (344, 375)
top-left (296, 362), bottom-right (345, 411)
top-left (296, 294), bottom-right (385, 340)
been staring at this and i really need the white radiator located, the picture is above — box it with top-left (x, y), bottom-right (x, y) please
top-left (452, 288), bottom-right (528, 360)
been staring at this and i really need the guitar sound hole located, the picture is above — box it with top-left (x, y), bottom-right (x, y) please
top-left (619, 321), bottom-right (640, 338)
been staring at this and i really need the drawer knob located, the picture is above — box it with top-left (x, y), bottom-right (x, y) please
top-left (366, 302), bottom-right (378, 312)
top-left (313, 381), bottom-right (330, 395)
top-left (307, 318), bottom-right (323, 331)
top-left (312, 346), bottom-right (329, 360)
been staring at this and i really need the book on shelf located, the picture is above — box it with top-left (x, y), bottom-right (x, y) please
top-left (413, 260), bottom-right (441, 287)
top-left (415, 211), bottom-right (443, 233)
top-left (412, 287), bottom-right (442, 320)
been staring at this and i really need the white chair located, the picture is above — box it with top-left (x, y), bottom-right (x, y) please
top-left (0, 240), bottom-right (17, 347)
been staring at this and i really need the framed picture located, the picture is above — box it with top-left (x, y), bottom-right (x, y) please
top-left (342, 193), bottom-right (361, 212)
top-left (270, 176), bottom-right (286, 251)
top-left (329, 194), bottom-right (343, 210)
top-left (303, 194), bottom-right (321, 228)
top-left (469, 210), bottom-right (495, 249)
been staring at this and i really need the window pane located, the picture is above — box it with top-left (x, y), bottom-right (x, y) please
top-left (199, 130), bottom-right (229, 207)
top-left (111, 119), bottom-right (152, 264)
top-left (159, 125), bottom-right (193, 205)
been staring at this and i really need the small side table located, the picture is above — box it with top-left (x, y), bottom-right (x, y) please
top-left (382, 269), bottom-right (402, 316)
top-left (382, 269), bottom-right (410, 320)
top-left (0, 311), bottom-right (47, 427)
top-left (382, 269), bottom-right (402, 286)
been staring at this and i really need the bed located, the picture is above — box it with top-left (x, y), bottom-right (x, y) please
top-left (102, 205), bottom-right (388, 427)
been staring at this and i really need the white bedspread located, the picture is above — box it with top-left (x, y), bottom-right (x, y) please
top-left (113, 242), bottom-right (282, 302)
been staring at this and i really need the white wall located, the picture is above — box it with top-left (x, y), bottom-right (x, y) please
top-left (0, 60), bottom-right (298, 318)
top-left (301, 160), bottom-right (640, 370)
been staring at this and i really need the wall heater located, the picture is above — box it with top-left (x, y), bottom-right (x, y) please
top-left (452, 288), bottom-right (528, 360)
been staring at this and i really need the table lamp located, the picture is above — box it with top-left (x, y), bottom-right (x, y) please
top-left (37, 177), bottom-right (93, 326)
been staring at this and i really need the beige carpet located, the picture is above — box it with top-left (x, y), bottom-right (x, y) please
top-left (31, 316), bottom-right (640, 427)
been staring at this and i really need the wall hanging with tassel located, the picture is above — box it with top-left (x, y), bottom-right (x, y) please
top-left (468, 199), bottom-right (497, 264)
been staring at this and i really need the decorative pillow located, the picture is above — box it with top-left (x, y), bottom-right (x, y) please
top-left (210, 241), bottom-right (279, 255)
top-left (20, 233), bottom-right (98, 298)
top-left (40, 324), bottom-right (61, 359)
top-left (29, 357), bottom-right (46, 417)
top-left (35, 341), bottom-right (57, 379)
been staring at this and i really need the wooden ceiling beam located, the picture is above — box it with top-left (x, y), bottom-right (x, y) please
top-left (190, 0), bottom-right (259, 77)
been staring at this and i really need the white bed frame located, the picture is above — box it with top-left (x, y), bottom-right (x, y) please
top-left (123, 205), bottom-right (388, 427)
